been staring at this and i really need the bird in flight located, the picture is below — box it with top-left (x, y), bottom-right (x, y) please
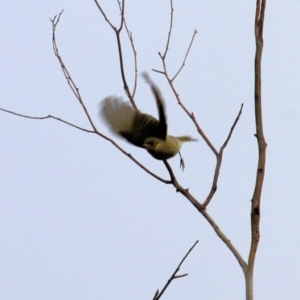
top-left (99, 74), bottom-right (197, 169)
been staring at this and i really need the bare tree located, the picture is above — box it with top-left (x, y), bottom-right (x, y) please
top-left (0, 1), bottom-right (267, 299)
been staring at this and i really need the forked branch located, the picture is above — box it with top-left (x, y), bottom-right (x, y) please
top-left (152, 240), bottom-right (198, 300)
top-left (94, 0), bottom-right (137, 109)
top-left (202, 104), bottom-right (244, 208)
top-left (163, 160), bottom-right (247, 272)
top-left (172, 29), bottom-right (198, 82)
top-left (154, 0), bottom-right (243, 209)
top-left (117, 0), bottom-right (138, 98)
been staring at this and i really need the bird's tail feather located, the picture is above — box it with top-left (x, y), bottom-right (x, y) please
top-left (176, 136), bottom-right (197, 142)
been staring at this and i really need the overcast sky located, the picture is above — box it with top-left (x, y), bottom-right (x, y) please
top-left (1, 1), bottom-right (300, 299)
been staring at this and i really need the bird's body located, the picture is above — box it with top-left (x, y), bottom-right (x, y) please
top-left (143, 135), bottom-right (196, 160)
top-left (100, 75), bottom-right (196, 168)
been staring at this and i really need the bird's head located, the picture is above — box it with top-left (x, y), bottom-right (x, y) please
top-left (143, 137), bottom-right (160, 151)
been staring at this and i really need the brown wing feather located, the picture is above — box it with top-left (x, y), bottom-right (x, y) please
top-left (100, 96), bottom-right (166, 148)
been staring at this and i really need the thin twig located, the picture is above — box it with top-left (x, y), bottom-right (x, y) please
top-left (93, 1), bottom-right (116, 29)
top-left (50, 11), bottom-right (99, 133)
top-left (202, 104), bottom-right (244, 208)
top-left (172, 29), bottom-right (198, 81)
top-left (117, 0), bottom-right (125, 32)
top-left (0, 108), bottom-right (94, 133)
top-left (117, 0), bottom-right (138, 98)
top-left (162, 72), bottom-right (218, 156)
top-left (161, 0), bottom-right (174, 59)
top-left (152, 69), bottom-right (165, 75)
top-left (153, 240), bottom-right (199, 300)
top-left (94, 0), bottom-right (137, 109)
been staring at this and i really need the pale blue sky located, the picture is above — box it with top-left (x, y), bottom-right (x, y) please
top-left (1, 1), bottom-right (300, 299)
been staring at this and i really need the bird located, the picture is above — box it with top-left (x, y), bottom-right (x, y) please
top-left (99, 75), bottom-right (197, 169)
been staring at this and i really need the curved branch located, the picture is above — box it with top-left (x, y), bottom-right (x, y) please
top-left (202, 104), bottom-right (244, 208)
top-left (50, 11), bottom-right (99, 133)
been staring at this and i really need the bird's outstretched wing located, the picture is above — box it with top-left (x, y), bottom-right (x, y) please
top-left (100, 96), bottom-right (166, 148)
top-left (141, 73), bottom-right (167, 137)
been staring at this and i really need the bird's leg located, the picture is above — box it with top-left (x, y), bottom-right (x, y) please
top-left (179, 151), bottom-right (185, 170)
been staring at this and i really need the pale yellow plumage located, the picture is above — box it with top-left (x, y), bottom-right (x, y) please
top-left (99, 76), bottom-right (196, 168)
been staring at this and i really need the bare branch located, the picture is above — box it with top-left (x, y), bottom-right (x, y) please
top-left (0, 108), bottom-right (94, 133)
top-left (201, 208), bottom-right (247, 272)
top-left (161, 0), bottom-right (174, 59)
top-left (93, 1), bottom-right (116, 29)
top-left (202, 104), bottom-right (244, 208)
top-left (153, 240), bottom-right (198, 300)
top-left (0, 105), bottom-right (170, 184)
top-left (181, 192), bottom-right (247, 270)
top-left (152, 3), bottom-right (216, 156)
top-left (162, 161), bottom-right (246, 270)
top-left (152, 290), bottom-right (159, 300)
top-left (117, 0), bottom-right (138, 98)
top-left (152, 69), bottom-right (165, 75)
top-left (101, 136), bottom-right (172, 184)
top-left (94, 0), bottom-right (137, 109)
top-left (172, 29), bottom-right (198, 81)
top-left (246, 1), bottom-right (267, 299)
top-left (162, 72), bottom-right (218, 156)
top-left (162, 127), bottom-right (248, 278)
top-left (50, 11), bottom-right (99, 133)
top-left (249, 0), bottom-right (267, 269)
top-left (117, 0), bottom-right (125, 32)
top-left (173, 274), bottom-right (188, 279)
